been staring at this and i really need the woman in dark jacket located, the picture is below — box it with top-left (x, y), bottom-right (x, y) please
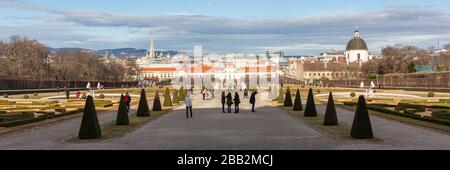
top-left (234, 92), bottom-right (241, 113)
top-left (221, 92), bottom-right (226, 113)
top-left (226, 92), bottom-right (233, 113)
top-left (250, 91), bottom-right (258, 112)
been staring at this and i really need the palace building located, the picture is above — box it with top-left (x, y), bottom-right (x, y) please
top-left (136, 39), bottom-right (283, 89)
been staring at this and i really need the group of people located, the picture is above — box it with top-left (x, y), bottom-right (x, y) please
top-left (184, 89), bottom-right (258, 119)
top-left (221, 89), bottom-right (258, 113)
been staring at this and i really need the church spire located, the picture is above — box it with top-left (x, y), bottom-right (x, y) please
top-left (354, 25), bottom-right (360, 38)
top-left (146, 37), bottom-right (156, 58)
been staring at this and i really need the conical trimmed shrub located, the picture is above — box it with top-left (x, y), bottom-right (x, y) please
top-left (304, 88), bottom-right (317, 117)
top-left (79, 95), bottom-right (101, 139)
top-left (351, 95), bottom-right (374, 139)
top-left (179, 87), bottom-right (185, 101)
top-left (152, 91), bottom-right (162, 111)
top-left (116, 94), bottom-right (129, 125)
top-left (293, 89), bottom-right (303, 111)
top-left (172, 90), bottom-right (179, 104)
top-left (137, 89), bottom-right (150, 117)
top-left (277, 87), bottom-right (285, 103)
top-left (284, 87), bottom-right (293, 107)
top-left (324, 92), bottom-right (338, 126)
top-left (163, 87), bottom-right (172, 107)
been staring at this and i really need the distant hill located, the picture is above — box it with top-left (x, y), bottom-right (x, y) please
top-left (50, 47), bottom-right (179, 58)
top-left (50, 47), bottom-right (93, 53)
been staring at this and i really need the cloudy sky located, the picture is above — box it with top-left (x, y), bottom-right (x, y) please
top-left (1, 0), bottom-right (450, 55)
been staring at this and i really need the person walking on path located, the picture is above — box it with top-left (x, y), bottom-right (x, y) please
top-left (221, 92), bottom-right (226, 113)
top-left (234, 92), bottom-right (241, 113)
top-left (185, 92), bottom-right (193, 119)
top-left (202, 88), bottom-right (207, 100)
top-left (125, 92), bottom-right (131, 113)
top-left (244, 89), bottom-right (249, 99)
top-left (75, 90), bottom-right (81, 99)
top-left (249, 91), bottom-right (258, 112)
top-left (226, 92), bottom-right (234, 113)
top-left (64, 86), bottom-right (70, 99)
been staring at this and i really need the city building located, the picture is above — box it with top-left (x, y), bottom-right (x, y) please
top-left (136, 39), bottom-right (283, 89)
top-left (136, 39), bottom-right (179, 80)
top-left (287, 59), bottom-right (363, 85)
top-left (345, 28), bottom-right (372, 64)
top-left (319, 50), bottom-right (346, 63)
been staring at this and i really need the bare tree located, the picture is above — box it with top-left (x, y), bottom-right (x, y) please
top-left (362, 45), bottom-right (432, 75)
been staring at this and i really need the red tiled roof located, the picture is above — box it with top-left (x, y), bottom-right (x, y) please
top-left (140, 68), bottom-right (177, 72)
top-left (242, 66), bottom-right (273, 72)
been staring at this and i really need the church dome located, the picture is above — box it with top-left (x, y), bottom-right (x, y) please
top-left (346, 30), bottom-right (368, 51)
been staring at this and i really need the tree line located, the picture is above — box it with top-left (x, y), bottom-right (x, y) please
top-left (361, 45), bottom-right (444, 75)
top-left (0, 36), bottom-right (134, 82)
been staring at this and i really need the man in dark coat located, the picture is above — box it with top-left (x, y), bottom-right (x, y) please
top-left (64, 86), bottom-right (70, 99)
top-left (244, 89), bottom-right (249, 99)
top-left (226, 92), bottom-right (233, 113)
top-left (221, 92), bottom-right (226, 113)
top-left (249, 91), bottom-right (258, 112)
top-left (234, 92), bottom-right (241, 113)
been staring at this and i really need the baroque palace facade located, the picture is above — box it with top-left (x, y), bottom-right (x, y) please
top-left (136, 40), bottom-right (284, 89)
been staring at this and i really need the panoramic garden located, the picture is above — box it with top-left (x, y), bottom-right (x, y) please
top-left (1, 85), bottom-right (450, 141)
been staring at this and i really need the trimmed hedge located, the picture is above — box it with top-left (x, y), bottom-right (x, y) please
top-left (36, 111), bottom-right (56, 119)
top-left (78, 96), bottom-right (102, 139)
top-left (0, 117), bottom-right (46, 127)
top-left (137, 89), bottom-right (151, 117)
top-left (432, 109), bottom-right (450, 120)
top-left (304, 88), bottom-right (317, 117)
top-left (152, 91), bottom-right (162, 112)
top-left (367, 105), bottom-right (450, 126)
top-left (277, 88), bottom-right (284, 104)
top-left (116, 94), bottom-right (130, 125)
top-left (172, 90), bottom-right (179, 104)
top-left (163, 87), bottom-right (172, 107)
top-left (343, 101), bottom-right (357, 106)
top-left (0, 111), bottom-right (34, 121)
top-left (428, 91), bottom-right (435, 98)
top-left (351, 95), bottom-right (374, 139)
top-left (293, 89), bottom-right (303, 111)
top-left (284, 87), bottom-right (293, 107)
top-left (324, 92), bottom-right (338, 126)
top-left (54, 108), bottom-right (83, 117)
